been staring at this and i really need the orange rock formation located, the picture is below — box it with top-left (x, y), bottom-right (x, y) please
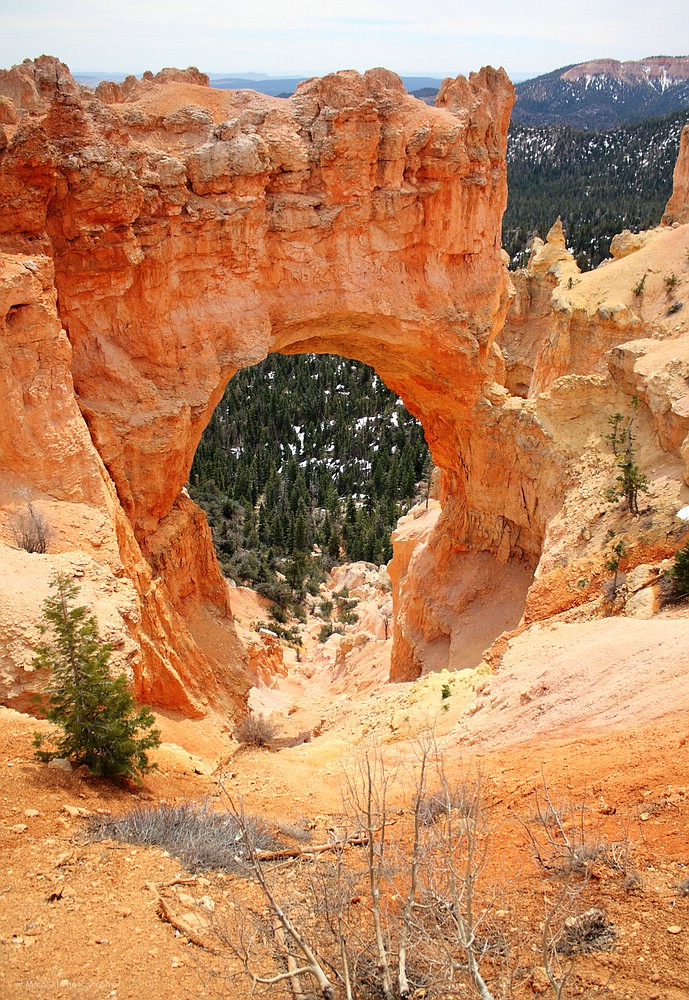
top-left (0, 56), bottom-right (526, 704)
top-left (663, 124), bottom-right (689, 225)
top-left (1, 55), bottom-right (688, 708)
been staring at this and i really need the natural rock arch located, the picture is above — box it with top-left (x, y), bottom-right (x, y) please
top-left (0, 58), bottom-right (564, 715)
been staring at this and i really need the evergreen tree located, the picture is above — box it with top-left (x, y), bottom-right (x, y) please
top-left (670, 541), bottom-right (689, 595)
top-left (33, 574), bottom-right (160, 782)
top-left (604, 406), bottom-right (651, 515)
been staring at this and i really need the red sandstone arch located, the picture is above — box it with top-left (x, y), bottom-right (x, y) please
top-left (0, 58), bottom-right (562, 715)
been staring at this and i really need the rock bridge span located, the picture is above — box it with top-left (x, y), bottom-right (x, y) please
top-left (0, 57), bottom-right (559, 714)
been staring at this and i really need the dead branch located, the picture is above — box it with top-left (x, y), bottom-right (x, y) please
top-left (220, 795), bottom-right (336, 1000)
top-left (254, 827), bottom-right (392, 863)
top-left (273, 916), bottom-right (307, 1000)
top-left (152, 875), bottom-right (199, 890)
top-left (154, 893), bottom-right (220, 953)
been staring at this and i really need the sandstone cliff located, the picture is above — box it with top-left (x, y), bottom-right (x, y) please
top-left (663, 123), bottom-right (689, 226)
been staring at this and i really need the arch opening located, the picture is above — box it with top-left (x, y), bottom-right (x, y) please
top-left (186, 348), bottom-right (536, 689)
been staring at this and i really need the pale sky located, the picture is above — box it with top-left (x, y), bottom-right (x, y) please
top-left (1, 0), bottom-right (688, 80)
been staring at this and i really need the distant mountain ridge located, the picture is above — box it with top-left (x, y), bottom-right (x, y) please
top-left (513, 56), bottom-right (689, 129)
top-left (72, 71), bottom-right (447, 98)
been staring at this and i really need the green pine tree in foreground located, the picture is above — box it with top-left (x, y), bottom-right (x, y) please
top-left (33, 574), bottom-right (160, 782)
top-left (670, 541), bottom-right (689, 595)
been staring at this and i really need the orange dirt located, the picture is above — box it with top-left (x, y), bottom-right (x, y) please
top-left (2, 643), bottom-right (689, 1000)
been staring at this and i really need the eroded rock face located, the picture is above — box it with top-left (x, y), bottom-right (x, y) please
top-left (663, 124), bottom-right (689, 225)
top-left (3, 55), bottom-right (689, 703)
top-left (3, 56), bottom-right (546, 703)
top-left (494, 188), bottom-right (689, 632)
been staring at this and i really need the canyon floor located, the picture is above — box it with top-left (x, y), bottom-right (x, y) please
top-left (2, 564), bottom-right (689, 1000)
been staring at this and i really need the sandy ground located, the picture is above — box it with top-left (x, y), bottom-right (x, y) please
top-left (2, 568), bottom-right (689, 999)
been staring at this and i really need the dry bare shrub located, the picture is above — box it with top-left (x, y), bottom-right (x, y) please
top-left (417, 781), bottom-right (478, 826)
top-left (11, 496), bottom-right (53, 554)
top-left (524, 775), bottom-right (609, 877)
top-left (555, 908), bottom-right (616, 956)
top-left (90, 799), bottom-right (277, 872)
top-left (235, 712), bottom-right (277, 747)
top-left (203, 748), bottom-right (616, 1000)
top-left (275, 819), bottom-right (313, 843)
top-left (211, 741), bottom-right (507, 1000)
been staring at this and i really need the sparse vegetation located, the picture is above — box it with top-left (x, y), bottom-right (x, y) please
top-left (526, 794), bottom-right (608, 877)
top-left (234, 712), bottom-right (277, 747)
top-left (604, 538), bottom-right (628, 598)
top-left (318, 598), bottom-right (334, 619)
top-left (604, 404), bottom-right (651, 515)
top-left (90, 799), bottom-right (276, 872)
top-left (670, 540), bottom-right (689, 595)
top-left (206, 745), bottom-right (620, 1000)
top-left (555, 908), bottom-right (616, 956)
top-left (32, 574), bottom-right (160, 782)
top-left (665, 272), bottom-right (679, 294)
top-left (335, 594), bottom-right (359, 626)
top-left (317, 622), bottom-right (345, 643)
top-left (11, 494), bottom-right (53, 554)
top-left (632, 273), bottom-right (647, 297)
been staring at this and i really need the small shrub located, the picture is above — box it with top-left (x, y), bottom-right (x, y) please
top-left (526, 789), bottom-right (609, 877)
top-left (33, 574), bottom-right (160, 782)
top-left (234, 712), bottom-right (277, 747)
top-left (317, 622), bottom-right (344, 643)
top-left (276, 819), bottom-right (313, 843)
top-left (256, 620), bottom-right (302, 645)
top-left (336, 596), bottom-right (359, 626)
top-left (632, 274), bottom-right (646, 297)
top-left (90, 799), bottom-right (276, 872)
top-left (11, 497), bottom-right (53, 554)
top-left (673, 876), bottom-right (689, 895)
top-left (556, 908), bottom-right (616, 956)
top-left (604, 538), bottom-right (628, 598)
top-left (665, 272), bottom-right (679, 294)
top-left (418, 783), bottom-right (478, 826)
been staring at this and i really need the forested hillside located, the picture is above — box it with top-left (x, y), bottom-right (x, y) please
top-left (503, 110), bottom-right (688, 268)
top-left (190, 356), bottom-right (430, 617)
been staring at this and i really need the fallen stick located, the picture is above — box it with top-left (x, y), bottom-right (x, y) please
top-left (255, 824), bottom-right (395, 863)
top-left (152, 875), bottom-right (198, 890)
top-left (146, 881), bottom-right (220, 953)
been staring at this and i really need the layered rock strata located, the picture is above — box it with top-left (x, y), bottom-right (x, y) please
top-left (2, 54), bottom-right (687, 703)
top-left (1, 56), bottom-right (537, 701)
